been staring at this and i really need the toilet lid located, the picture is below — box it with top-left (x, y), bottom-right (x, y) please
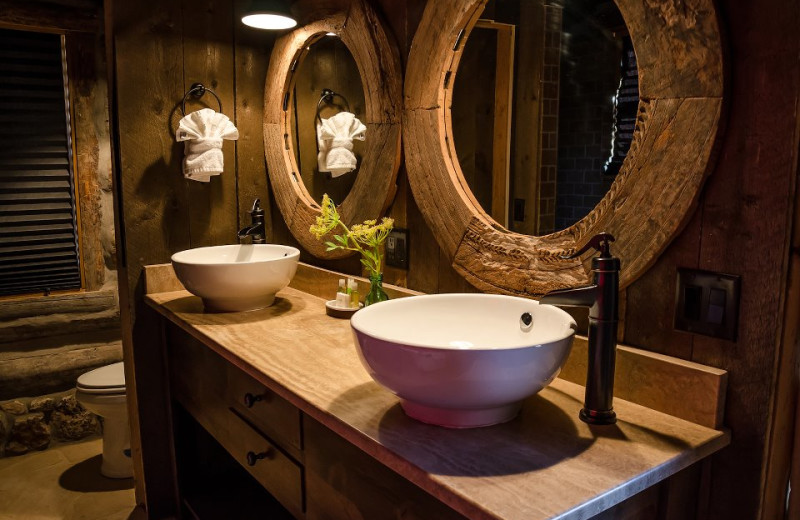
top-left (77, 362), bottom-right (126, 391)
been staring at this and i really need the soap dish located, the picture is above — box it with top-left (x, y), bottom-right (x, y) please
top-left (325, 300), bottom-right (363, 319)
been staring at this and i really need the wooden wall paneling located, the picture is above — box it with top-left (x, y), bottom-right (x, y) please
top-left (382, 168), bottom-right (408, 287)
top-left (762, 166), bottom-right (800, 519)
top-left (789, 393), bottom-right (800, 519)
top-left (764, 181), bottom-right (800, 519)
top-left (758, 6), bottom-right (800, 516)
top-left (688, 1), bottom-right (800, 518)
top-left (623, 206), bottom-right (703, 360)
top-left (67, 32), bottom-right (112, 291)
top-left (181, 0), bottom-right (238, 248)
top-left (406, 194), bottom-right (440, 293)
top-left (378, 23), bottom-right (427, 333)
top-left (113, 3), bottom-right (189, 272)
top-left (233, 1), bottom-right (274, 234)
top-left (102, 0), bottom-right (144, 503)
top-left (778, 116), bottom-right (800, 520)
top-left (111, 0), bottom-right (187, 514)
top-left (374, 0), bottom-right (418, 289)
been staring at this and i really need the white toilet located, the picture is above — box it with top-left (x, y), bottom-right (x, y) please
top-left (75, 362), bottom-right (132, 478)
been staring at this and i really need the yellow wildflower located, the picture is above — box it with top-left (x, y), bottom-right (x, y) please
top-left (308, 194), bottom-right (394, 277)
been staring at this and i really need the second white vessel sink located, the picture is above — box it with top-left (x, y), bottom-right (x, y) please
top-left (350, 293), bottom-right (577, 428)
top-left (171, 244), bottom-right (299, 312)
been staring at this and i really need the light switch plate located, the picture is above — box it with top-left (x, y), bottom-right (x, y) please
top-left (385, 229), bottom-right (408, 269)
top-left (674, 268), bottom-right (741, 341)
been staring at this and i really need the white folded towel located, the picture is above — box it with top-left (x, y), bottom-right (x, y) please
top-left (316, 122), bottom-right (332, 174)
top-left (316, 112), bottom-right (366, 178)
top-left (176, 108), bottom-right (239, 182)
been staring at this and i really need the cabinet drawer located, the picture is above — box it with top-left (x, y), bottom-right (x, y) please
top-left (218, 411), bottom-right (304, 519)
top-left (227, 364), bottom-right (302, 454)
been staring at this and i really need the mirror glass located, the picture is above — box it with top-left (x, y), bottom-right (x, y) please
top-left (452, 0), bottom-right (638, 235)
top-left (290, 35), bottom-right (366, 205)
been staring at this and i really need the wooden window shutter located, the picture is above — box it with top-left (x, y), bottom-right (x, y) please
top-left (0, 28), bottom-right (82, 297)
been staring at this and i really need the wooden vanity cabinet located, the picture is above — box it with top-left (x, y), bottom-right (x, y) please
top-left (163, 319), bottom-right (706, 520)
top-left (168, 325), bottom-right (303, 519)
top-left (145, 276), bottom-right (727, 520)
top-left (165, 323), bottom-right (463, 520)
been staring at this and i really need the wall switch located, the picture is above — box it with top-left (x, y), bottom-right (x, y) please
top-left (385, 228), bottom-right (409, 269)
top-left (674, 268), bottom-right (741, 341)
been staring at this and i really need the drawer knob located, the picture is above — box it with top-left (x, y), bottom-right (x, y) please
top-left (243, 392), bottom-right (265, 408)
top-left (246, 448), bottom-right (273, 466)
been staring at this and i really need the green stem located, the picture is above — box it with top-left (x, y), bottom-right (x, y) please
top-left (332, 219), bottom-right (383, 276)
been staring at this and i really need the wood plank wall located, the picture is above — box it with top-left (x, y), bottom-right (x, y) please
top-left (624, 2), bottom-right (800, 518)
top-left (109, 0), bottom-right (800, 518)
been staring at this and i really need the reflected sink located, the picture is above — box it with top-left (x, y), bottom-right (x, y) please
top-left (350, 294), bottom-right (577, 428)
top-left (171, 244), bottom-right (299, 312)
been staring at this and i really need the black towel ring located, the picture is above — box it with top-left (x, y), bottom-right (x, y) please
top-left (315, 88), bottom-right (350, 124)
top-left (181, 82), bottom-right (223, 115)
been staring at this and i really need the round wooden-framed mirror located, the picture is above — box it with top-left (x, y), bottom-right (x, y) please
top-left (404, 0), bottom-right (724, 296)
top-left (264, 0), bottom-right (402, 259)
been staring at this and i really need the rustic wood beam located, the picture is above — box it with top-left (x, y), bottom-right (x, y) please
top-left (0, 0), bottom-right (101, 34)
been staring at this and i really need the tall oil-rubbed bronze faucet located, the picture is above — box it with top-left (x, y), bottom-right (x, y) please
top-left (539, 232), bottom-right (619, 425)
top-left (238, 199), bottom-right (267, 244)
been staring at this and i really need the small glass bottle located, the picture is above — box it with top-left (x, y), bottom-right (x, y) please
top-left (364, 273), bottom-right (389, 306)
top-left (348, 279), bottom-right (359, 308)
top-left (338, 278), bottom-right (346, 294)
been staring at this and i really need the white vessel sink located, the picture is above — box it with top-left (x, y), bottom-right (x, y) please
top-left (171, 244), bottom-right (299, 312)
top-left (350, 293), bottom-right (577, 428)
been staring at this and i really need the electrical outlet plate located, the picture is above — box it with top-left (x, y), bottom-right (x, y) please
top-left (674, 268), bottom-right (741, 341)
top-left (385, 228), bottom-right (409, 269)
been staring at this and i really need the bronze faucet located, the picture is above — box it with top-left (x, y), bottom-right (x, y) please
top-left (238, 199), bottom-right (267, 244)
top-left (539, 233), bottom-right (619, 425)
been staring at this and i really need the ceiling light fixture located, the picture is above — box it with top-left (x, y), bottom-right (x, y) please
top-left (241, 0), bottom-right (297, 30)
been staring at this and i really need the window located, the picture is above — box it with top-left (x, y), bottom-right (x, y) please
top-left (0, 28), bottom-right (82, 297)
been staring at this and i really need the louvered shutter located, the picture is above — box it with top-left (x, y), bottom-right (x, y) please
top-left (0, 29), bottom-right (82, 297)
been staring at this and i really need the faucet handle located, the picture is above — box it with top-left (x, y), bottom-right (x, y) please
top-left (562, 232), bottom-right (615, 260)
top-left (250, 198), bottom-right (264, 217)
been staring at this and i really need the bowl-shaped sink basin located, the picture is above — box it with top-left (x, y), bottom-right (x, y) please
top-left (350, 294), bottom-right (577, 428)
top-left (171, 244), bottom-right (299, 312)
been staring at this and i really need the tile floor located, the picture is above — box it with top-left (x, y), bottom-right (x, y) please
top-left (0, 438), bottom-right (140, 520)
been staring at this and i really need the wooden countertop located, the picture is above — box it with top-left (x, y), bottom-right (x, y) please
top-left (146, 286), bottom-right (729, 520)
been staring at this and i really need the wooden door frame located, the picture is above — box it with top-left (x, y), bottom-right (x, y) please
top-left (473, 19), bottom-right (514, 228)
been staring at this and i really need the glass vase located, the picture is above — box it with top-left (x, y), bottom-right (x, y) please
top-left (364, 273), bottom-right (389, 306)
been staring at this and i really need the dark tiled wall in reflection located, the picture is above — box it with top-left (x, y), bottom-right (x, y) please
top-left (536, 4), bottom-right (562, 235)
top-left (555, 6), bottom-right (620, 230)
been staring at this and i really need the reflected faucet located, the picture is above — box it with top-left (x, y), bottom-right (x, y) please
top-left (539, 233), bottom-right (619, 425)
top-left (238, 199), bottom-right (266, 244)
